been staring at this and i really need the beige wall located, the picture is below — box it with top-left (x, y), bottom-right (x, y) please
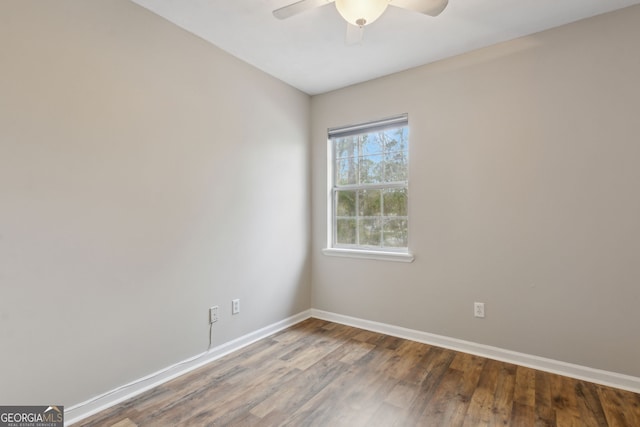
top-left (311, 6), bottom-right (640, 377)
top-left (0, 1), bottom-right (311, 405)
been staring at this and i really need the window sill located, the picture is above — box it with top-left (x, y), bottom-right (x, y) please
top-left (322, 248), bottom-right (415, 263)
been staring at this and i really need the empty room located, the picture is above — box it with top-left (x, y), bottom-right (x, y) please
top-left (1, 0), bottom-right (639, 426)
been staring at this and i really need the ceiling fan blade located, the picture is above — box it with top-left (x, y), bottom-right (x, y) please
top-left (273, 0), bottom-right (334, 20)
top-left (345, 23), bottom-right (364, 45)
top-left (390, 0), bottom-right (448, 17)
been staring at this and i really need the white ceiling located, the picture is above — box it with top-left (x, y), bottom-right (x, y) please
top-left (130, 0), bottom-right (640, 95)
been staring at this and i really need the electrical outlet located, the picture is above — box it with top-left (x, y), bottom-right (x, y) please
top-left (209, 306), bottom-right (219, 324)
top-left (232, 299), bottom-right (240, 315)
top-left (474, 302), bottom-right (485, 318)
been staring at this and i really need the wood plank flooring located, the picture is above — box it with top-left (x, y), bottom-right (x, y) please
top-left (74, 318), bottom-right (640, 426)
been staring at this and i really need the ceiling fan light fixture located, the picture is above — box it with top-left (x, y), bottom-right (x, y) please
top-left (335, 0), bottom-right (389, 27)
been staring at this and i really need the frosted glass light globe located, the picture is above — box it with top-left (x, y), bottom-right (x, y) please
top-left (335, 0), bottom-right (389, 27)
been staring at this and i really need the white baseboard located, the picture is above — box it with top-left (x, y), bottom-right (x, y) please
top-left (64, 310), bottom-right (312, 426)
top-left (311, 309), bottom-right (640, 394)
top-left (65, 307), bottom-right (640, 425)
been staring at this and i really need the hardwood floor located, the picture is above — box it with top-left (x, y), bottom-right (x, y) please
top-left (74, 318), bottom-right (640, 426)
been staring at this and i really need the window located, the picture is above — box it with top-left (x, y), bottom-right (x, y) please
top-left (324, 114), bottom-right (413, 262)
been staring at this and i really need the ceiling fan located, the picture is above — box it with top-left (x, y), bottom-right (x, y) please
top-left (273, 0), bottom-right (448, 44)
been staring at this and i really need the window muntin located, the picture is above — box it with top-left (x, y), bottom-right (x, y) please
top-left (329, 115), bottom-right (409, 252)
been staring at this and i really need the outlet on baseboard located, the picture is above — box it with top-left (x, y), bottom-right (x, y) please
top-left (232, 299), bottom-right (240, 315)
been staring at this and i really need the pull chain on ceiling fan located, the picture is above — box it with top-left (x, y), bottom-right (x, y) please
top-left (273, 0), bottom-right (448, 44)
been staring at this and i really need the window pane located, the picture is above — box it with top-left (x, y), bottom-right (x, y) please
top-left (384, 128), bottom-right (408, 152)
top-left (384, 151), bottom-right (408, 182)
top-left (360, 133), bottom-right (384, 156)
top-left (358, 154), bottom-right (384, 184)
top-left (358, 189), bottom-right (381, 217)
top-left (383, 218), bottom-right (408, 247)
top-left (383, 188), bottom-right (407, 217)
top-left (335, 137), bottom-right (358, 159)
top-left (336, 218), bottom-right (356, 245)
top-left (359, 218), bottom-right (381, 246)
top-left (336, 190), bottom-right (356, 216)
top-left (335, 157), bottom-right (358, 185)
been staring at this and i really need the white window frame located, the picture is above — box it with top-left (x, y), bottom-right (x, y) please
top-left (323, 114), bottom-right (414, 263)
